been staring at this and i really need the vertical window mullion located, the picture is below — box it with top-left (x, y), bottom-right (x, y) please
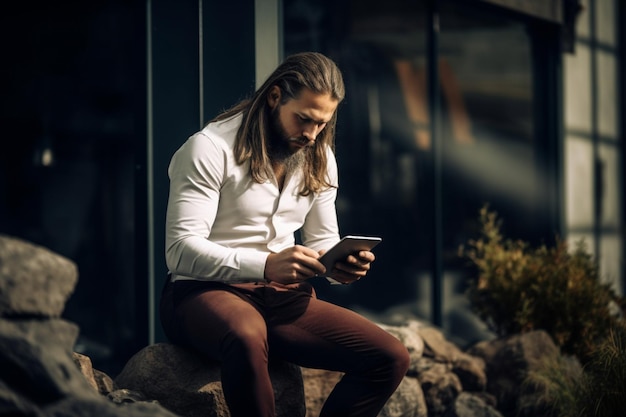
top-left (427, 0), bottom-right (443, 327)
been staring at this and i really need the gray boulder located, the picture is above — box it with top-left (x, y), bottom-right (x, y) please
top-left (379, 320), bottom-right (425, 375)
top-left (301, 367), bottom-right (428, 417)
top-left (419, 326), bottom-right (487, 392)
top-left (444, 392), bottom-right (503, 417)
top-left (301, 367), bottom-right (341, 417)
top-left (467, 330), bottom-right (562, 417)
top-left (0, 316), bottom-right (180, 417)
top-left (73, 352), bottom-right (117, 394)
top-left (381, 375), bottom-right (428, 417)
top-left (115, 342), bottom-right (306, 417)
top-left (0, 234), bottom-right (77, 318)
top-left (419, 362), bottom-right (462, 416)
top-left (0, 234), bottom-right (179, 417)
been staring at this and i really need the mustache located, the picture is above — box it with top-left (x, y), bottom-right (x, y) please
top-left (288, 137), bottom-right (314, 146)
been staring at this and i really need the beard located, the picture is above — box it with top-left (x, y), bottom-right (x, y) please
top-left (267, 106), bottom-right (306, 174)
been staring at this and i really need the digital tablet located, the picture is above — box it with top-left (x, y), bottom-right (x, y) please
top-left (318, 235), bottom-right (382, 272)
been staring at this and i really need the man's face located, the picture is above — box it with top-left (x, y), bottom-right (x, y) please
top-left (268, 86), bottom-right (338, 157)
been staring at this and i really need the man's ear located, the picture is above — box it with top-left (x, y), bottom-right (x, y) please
top-left (267, 85), bottom-right (281, 109)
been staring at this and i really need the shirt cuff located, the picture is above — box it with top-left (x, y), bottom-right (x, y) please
top-left (238, 250), bottom-right (269, 282)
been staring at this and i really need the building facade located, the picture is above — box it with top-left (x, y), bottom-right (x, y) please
top-left (1, 0), bottom-right (621, 375)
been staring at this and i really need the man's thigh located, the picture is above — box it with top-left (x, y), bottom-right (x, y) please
top-left (178, 288), bottom-right (267, 359)
top-left (267, 295), bottom-right (398, 372)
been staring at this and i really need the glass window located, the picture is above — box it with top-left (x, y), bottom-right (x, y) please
top-left (567, 232), bottom-right (596, 258)
top-left (595, 0), bottom-right (617, 46)
top-left (563, 0), bottom-right (623, 298)
top-left (284, 0), bottom-right (429, 312)
top-left (576, 0), bottom-right (591, 39)
top-left (597, 50), bottom-right (618, 138)
top-left (283, 0), bottom-right (555, 337)
top-left (0, 1), bottom-right (144, 375)
top-left (564, 45), bottom-right (592, 132)
top-left (600, 234), bottom-right (622, 294)
top-left (565, 136), bottom-right (595, 229)
top-left (438, 1), bottom-right (538, 243)
top-left (598, 143), bottom-right (620, 228)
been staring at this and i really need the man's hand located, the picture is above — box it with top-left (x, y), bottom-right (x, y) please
top-left (325, 250), bottom-right (375, 284)
top-left (264, 245), bottom-right (326, 284)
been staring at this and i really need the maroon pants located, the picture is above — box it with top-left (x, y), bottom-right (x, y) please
top-left (160, 278), bottom-right (410, 417)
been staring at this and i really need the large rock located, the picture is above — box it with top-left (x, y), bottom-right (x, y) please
top-left (451, 352), bottom-right (487, 392)
top-left (73, 352), bottom-right (117, 395)
top-left (420, 326), bottom-right (463, 363)
top-left (419, 362), bottom-right (463, 416)
top-left (0, 235), bottom-right (179, 417)
top-left (301, 368), bottom-right (342, 417)
top-left (115, 343), bottom-right (305, 417)
top-left (0, 317), bottom-right (179, 417)
top-left (0, 318), bottom-right (85, 402)
top-left (419, 326), bottom-right (486, 392)
top-left (381, 375), bottom-right (428, 417)
top-left (444, 392), bottom-right (503, 417)
top-left (43, 395), bottom-right (182, 417)
top-left (467, 330), bottom-right (561, 417)
top-left (379, 320), bottom-right (425, 375)
top-left (0, 234), bottom-right (78, 318)
top-left (301, 368), bottom-right (428, 417)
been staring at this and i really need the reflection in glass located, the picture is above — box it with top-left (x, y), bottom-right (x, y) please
top-left (284, 0), bottom-right (548, 344)
top-left (599, 143), bottom-right (620, 227)
top-left (564, 46), bottom-right (593, 131)
top-left (566, 136), bottom-right (595, 229)
top-left (597, 51), bottom-right (618, 137)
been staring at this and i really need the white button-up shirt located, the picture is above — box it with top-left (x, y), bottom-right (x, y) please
top-left (165, 113), bottom-right (341, 283)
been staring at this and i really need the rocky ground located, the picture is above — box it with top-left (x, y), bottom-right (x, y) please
top-left (1, 234), bottom-right (579, 417)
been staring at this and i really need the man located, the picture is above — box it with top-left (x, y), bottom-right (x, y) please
top-left (160, 52), bottom-right (409, 417)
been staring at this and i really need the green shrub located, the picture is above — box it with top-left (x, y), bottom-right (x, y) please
top-left (524, 320), bottom-right (626, 417)
top-left (523, 354), bottom-right (584, 417)
top-left (460, 206), bottom-right (625, 363)
top-left (580, 320), bottom-right (626, 416)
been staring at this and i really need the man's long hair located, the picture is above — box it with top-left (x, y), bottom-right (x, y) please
top-left (212, 52), bottom-right (345, 196)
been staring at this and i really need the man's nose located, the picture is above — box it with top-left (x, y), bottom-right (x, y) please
top-left (303, 125), bottom-right (319, 141)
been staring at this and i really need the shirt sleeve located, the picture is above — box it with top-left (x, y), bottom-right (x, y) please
top-left (300, 147), bottom-right (341, 252)
top-left (164, 133), bottom-right (267, 282)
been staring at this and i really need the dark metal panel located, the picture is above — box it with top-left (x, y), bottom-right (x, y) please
top-left (530, 21), bottom-right (564, 243)
top-left (201, 0), bottom-right (256, 123)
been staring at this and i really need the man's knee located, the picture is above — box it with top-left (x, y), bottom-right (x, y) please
top-left (391, 343), bottom-right (411, 378)
top-left (223, 325), bottom-right (268, 359)
top-left (374, 338), bottom-right (410, 382)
